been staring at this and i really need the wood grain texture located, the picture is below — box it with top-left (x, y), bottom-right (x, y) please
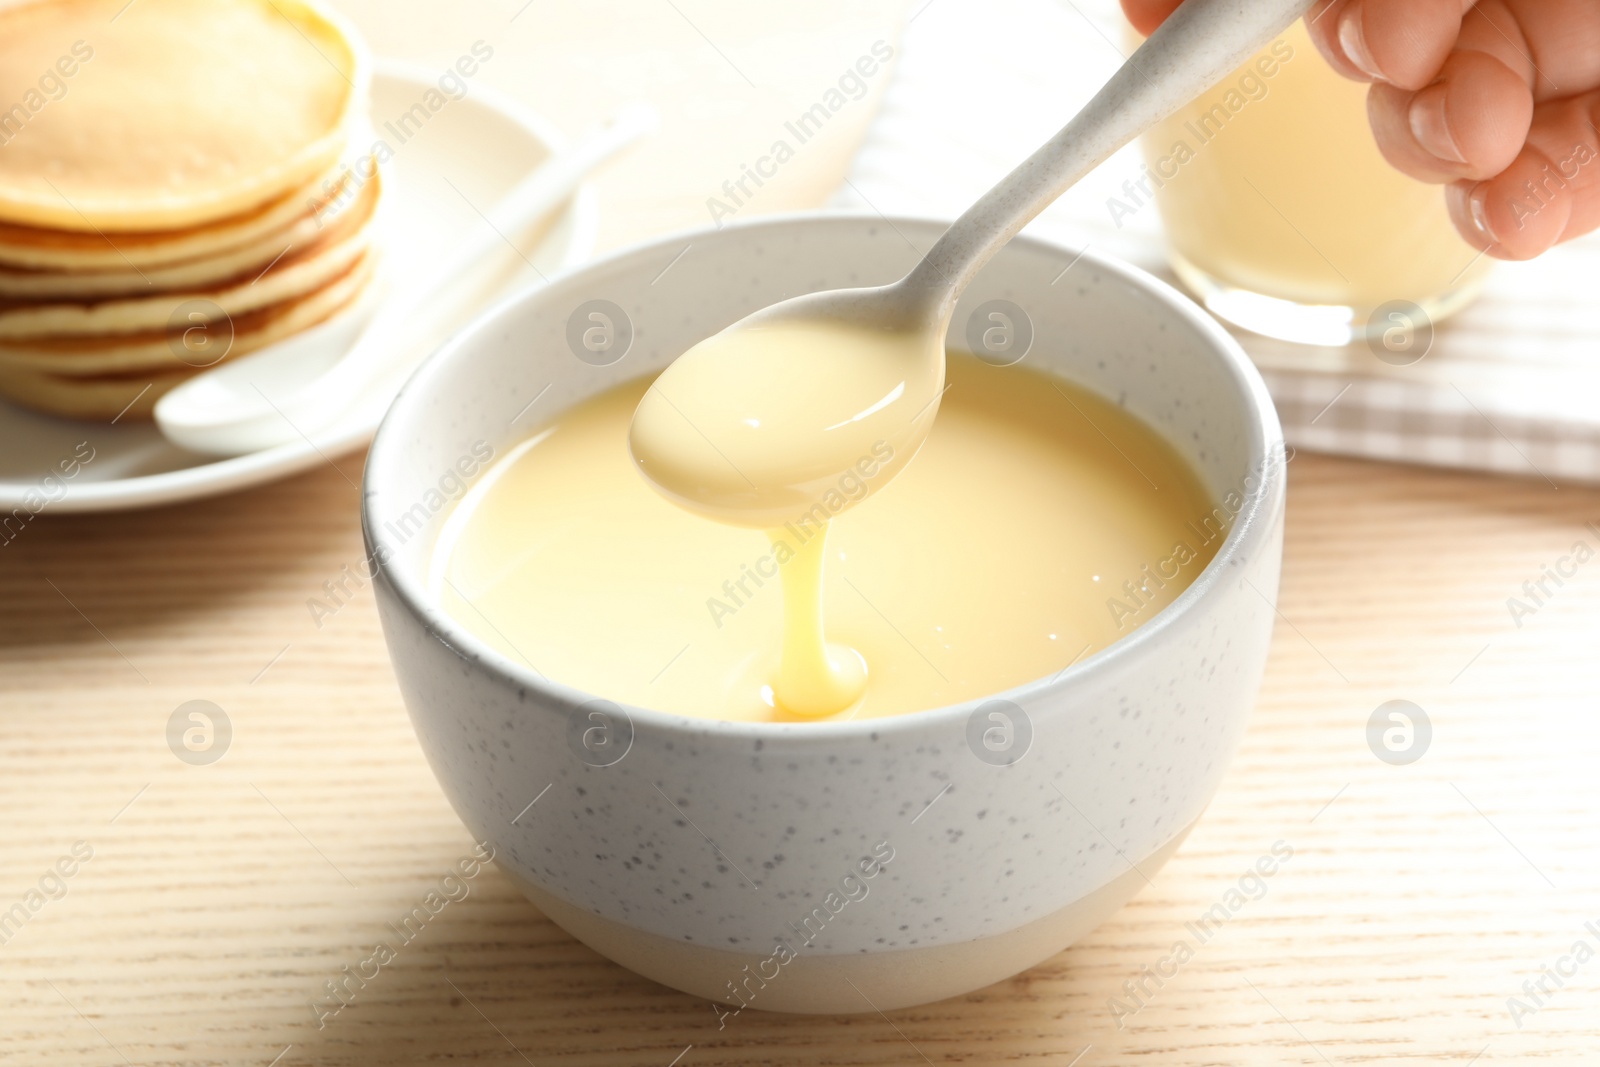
top-left (4, 2), bottom-right (1600, 1064)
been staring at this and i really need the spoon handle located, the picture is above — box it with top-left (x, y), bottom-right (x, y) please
top-left (904, 0), bottom-right (1316, 312)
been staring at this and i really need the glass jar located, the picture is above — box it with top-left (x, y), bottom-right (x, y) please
top-left (1137, 19), bottom-right (1492, 345)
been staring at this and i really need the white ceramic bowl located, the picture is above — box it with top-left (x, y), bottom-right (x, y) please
top-left (363, 213), bottom-right (1286, 1014)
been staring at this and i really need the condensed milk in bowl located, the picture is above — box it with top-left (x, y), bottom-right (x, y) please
top-left (363, 212), bottom-right (1287, 1012)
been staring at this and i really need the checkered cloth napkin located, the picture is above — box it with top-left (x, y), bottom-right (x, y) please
top-left (833, 0), bottom-right (1600, 486)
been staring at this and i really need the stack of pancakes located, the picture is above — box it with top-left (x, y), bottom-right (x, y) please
top-left (0, 0), bottom-right (378, 421)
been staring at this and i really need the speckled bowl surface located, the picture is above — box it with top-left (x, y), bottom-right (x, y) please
top-left (362, 213), bottom-right (1286, 1014)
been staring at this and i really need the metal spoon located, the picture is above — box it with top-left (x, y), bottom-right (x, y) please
top-left (629, 0), bottom-right (1313, 528)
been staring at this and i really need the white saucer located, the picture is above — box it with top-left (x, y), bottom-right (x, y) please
top-left (0, 60), bottom-right (598, 513)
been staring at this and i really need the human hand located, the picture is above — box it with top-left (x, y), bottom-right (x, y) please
top-left (1121, 0), bottom-right (1600, 260)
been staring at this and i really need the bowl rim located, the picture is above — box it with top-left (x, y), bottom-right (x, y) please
top-left (363, 210), bottom-right (1287, 745)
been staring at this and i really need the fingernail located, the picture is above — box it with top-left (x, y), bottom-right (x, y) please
top-left (1408, 85), bottom-right (1467, 164)
top-left (1337, 6), bottom-right (1383, 81)
top-left (1468, 188), bottom-right (1500, 244)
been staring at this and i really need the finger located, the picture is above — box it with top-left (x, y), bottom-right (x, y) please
top-left (1304, 0), bottom-right (1371, 82)
top-left (1321, 0), bottom-right (1471, 90)
top-left (1120, 0), bottom-right (1182, 37)
top-left (1367, 49), bottom-right (1534, 181)
top-left (1446, 89), bottom-right (1600, 258)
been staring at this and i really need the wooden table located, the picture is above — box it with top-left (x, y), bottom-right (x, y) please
top-left (5, 2), bottom-right (1599, 1063)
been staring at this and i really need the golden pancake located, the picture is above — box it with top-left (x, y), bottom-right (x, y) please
top-left (0, 0), bottom-right (366, 232)
top-left (0, 180), bottom-right (378, 340)
top-left (0, 256), bottom-right (373, 420)
top-left (0, 251), bottom-right (374, 377)
top-left (0, 161), bottom-right (365, 272)
top-left (0, 163), bottom-right (380, 299)
top-left (0, 365), bottom-right (190, 422)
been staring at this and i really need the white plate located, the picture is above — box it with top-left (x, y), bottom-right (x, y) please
top-left (0, 60), bottom-right (598, 513)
